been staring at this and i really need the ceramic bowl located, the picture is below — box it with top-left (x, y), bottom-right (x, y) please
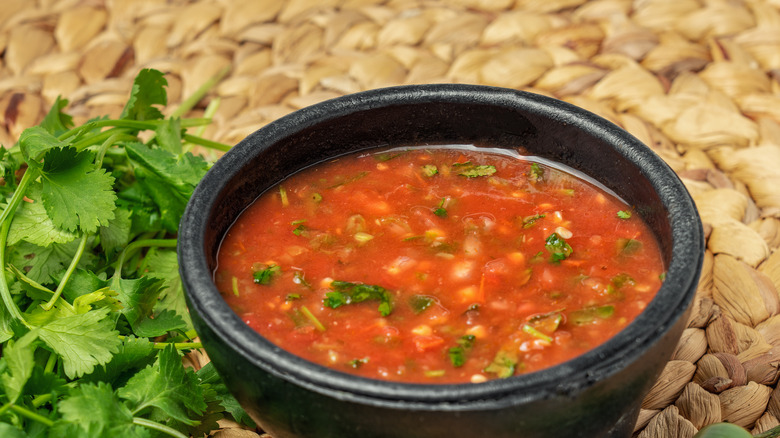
top-left (178, 84), bottom-right (704, 438)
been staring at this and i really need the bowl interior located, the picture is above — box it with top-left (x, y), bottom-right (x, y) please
top-left (181, 84), bottom-right (702, 403)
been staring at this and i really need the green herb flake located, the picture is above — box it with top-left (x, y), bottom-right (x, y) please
top-left (617, 210), bottom-right (632, 219)
top-left (611, 273), bottom-right (635, 288)
top-left (545, 232), bottom-right (573, 263)
top-left (286, 293), bottom-right (301, 301)
top-left (447, 335), bottom-right (476, 367)
top-left (484, 350), bottom-right (518, 379)
top-left (522, 214), bottom-right (546, 229)
top-left (291, 219), bottom-right (307, 236)
top-left (457, 164), bottom-right (497, 178)
top-left (433, 197), bottom-right (449, 218)
top-left (570, 305), bottom-right (616, 325)
top-left (348, 357), bottom-right (369, 369)
top-left (659, 272), bottom-right (667, 281)
top-left (409, 295), bottom-right (434, 314)
top-left (617, 238), bottom-right (643, 256)
top-left (292, 270), bottom-right (311, 288)
top-left (422, 164), bottom-right (438, 177)
top-left (529, 162), bottom-right (544, 182)
top-left (323, 281), bottom-right (394, 316)
top-left (252, 264), bottom-right (281, 285)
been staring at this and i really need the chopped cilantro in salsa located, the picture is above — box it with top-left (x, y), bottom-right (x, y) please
top-left (323, 281), bottom-right (394, 316)
top-left (545, 233), bottom-right (573, 263)
top-left (253, 264), bottom-right (280, 285)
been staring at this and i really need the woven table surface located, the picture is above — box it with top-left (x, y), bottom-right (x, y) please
top-left (2, 0), bottom-right (780, 437)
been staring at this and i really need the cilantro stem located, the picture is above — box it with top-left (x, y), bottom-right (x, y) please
top-left (0, 209), bottom-right (31, 327)
top-left (0, 167), bottom-right (39, 325)
top-left (152, 341), bottom-right (203, 350)
top-left (44, 350), bottom-right (58, 373)
top-left (57, 118), bottom-right (212, 142)
top-left (70, 127), bottom-right (129, 152)
top-left (32, 393), bottom-right (52, 408)
top-left (182, 133), bottom-right (231, 152)
top-left (9, 404), bottom-right (55, 427)
top-left (95, 132), bottom-right (126, 168)
top-left (114, 238), bottom-right (177, 278)
top-left (117, 335), bottom-right (202, 350)
top-left (132, 417), bottom-right (189, 438)
top-left (41, 234), bottom-right (88, 311)
top-left (171, 65), bottom-right (230, 118)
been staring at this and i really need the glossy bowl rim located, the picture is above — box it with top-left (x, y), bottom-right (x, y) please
top-left (178, 83), bottom-right (704, 408)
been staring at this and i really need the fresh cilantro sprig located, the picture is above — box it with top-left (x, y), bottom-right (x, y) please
top-left (0, 68), bottom-right (255, 436)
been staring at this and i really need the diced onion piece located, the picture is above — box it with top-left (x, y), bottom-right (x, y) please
top-left (354, 232), bottom-right (374, 243)
top-left (463, 235), bottom-right (482, 257)
top-left (471, 374), bottom-right (488, 383)
top-left (385, 256), bottom-right (414, 275)
top-left (452, 261), bottom-right (474, 279)
top-left (554, 227), bottom-right (572, 239)
top-left (458, 285), bottom-right (479, 301)
top-left (411, 325), bottom-right (432, 336)
top-left (466, 325), bottom-right (486, 338)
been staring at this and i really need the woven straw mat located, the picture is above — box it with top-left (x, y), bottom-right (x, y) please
top-left (2, 1), bottom-right (780, 437)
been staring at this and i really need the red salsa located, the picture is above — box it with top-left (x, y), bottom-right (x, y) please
top-left (214, 146), bottom-right (664, 383)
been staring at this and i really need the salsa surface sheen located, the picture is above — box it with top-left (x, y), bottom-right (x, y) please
top-left (214, 146), bottom-right (664, 384)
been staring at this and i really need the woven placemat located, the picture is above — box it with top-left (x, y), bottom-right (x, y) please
top-left (2, 1), bottom-right (780, 437)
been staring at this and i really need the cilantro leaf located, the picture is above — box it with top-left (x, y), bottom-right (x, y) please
top-left (0, 423), bottom-right (31, 438)
top-left (0, 329), bottom-right (38, 403)
top-left (144, 249), bottom-right (193, 330)
top-left (56, 382), bottom-right (146, 438)
top-left (38, 307), bottom-right (121, 379)
top-left (132, 309), bottom-right (187, 338)
top-left (154, 117), bottom-right (182, 154)
top-left (40, 97), bottom-right (74, 136)
top-left (98, 208), bottom-right (132, 258)
top-left (119, 345), bottom-right (207, 425)
top-left (197, 362), bottom-right (256, 428)
top-left (0, 304), bottom-right (14, 343)
top-left (39, 147), bottom-right (116, 233)
top-left (617, 210), bottom-right (632, 219)
top-left (10, 240), bottom-right (95, 285)
top-left (82, 336), bottom-right (156, 386)
top-left (121, 68), bottom-right (168, 121)
top-left (7, 183), bottom-right (78, 247)
top-left (18, 126), bottom-right (68, 165)
top-left (125, 143), bottom-right (208, 232)
top-left (112, 276), bottom-right (165, 333)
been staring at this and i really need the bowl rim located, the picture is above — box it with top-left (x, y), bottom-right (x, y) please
top-left (178, 83), bottom-right (704, 408)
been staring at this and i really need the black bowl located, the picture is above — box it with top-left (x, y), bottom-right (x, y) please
top-left (178, 84), bottom-right (704, 438)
